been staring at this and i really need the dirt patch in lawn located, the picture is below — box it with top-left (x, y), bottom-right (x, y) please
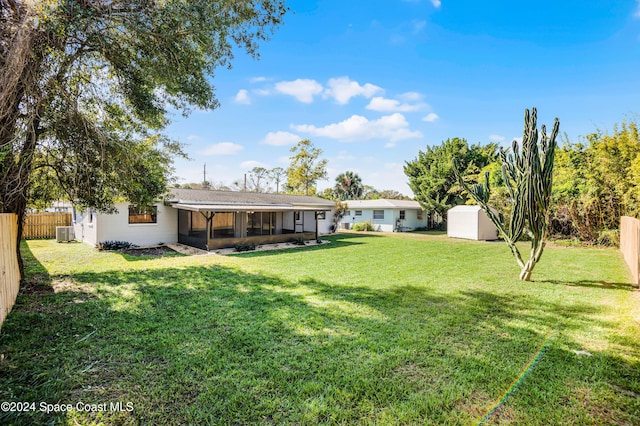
top-left (119, 246), bottom-right (177, 257)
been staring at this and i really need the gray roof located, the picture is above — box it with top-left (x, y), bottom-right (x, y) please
top-left (167, 188), bottom-right (335, 209)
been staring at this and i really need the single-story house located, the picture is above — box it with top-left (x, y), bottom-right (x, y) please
top-left (339, 199), bottom-right (428, 232)
top-left (447, 205), bottom-right (499, 241)
top-left (74, 189), bottom-right (336, 250)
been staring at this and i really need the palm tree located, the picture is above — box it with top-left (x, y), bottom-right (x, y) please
top-left (333, 171), bottom-right (364, 200)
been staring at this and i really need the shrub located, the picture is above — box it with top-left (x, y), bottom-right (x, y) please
top-left (97, 240), bottom-right (137, 251)
top-left (351, 221), bottom-right (374, 231)
top-left (597, 229), bottom-right (619, 247)
top-left (290, 237), bottom-right (307, 245)
top-left (234, 243), bottom-right (256, 252)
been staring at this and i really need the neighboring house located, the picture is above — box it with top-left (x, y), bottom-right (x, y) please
top-left (74, 189), bottom-right (336, 250)
top-left (339, 199), bottom-right (428, 232)
top-left (43, 201), bottom-right (73, 213)
top-left (447, 205), bottom-right (499, 241)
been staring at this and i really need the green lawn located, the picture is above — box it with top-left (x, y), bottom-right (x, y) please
top-left (0, 232), bottom-right (638, 425)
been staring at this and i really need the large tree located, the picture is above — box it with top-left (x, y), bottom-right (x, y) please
top-left (247, 166), bottom-right (270, 193)
top-left (268, 167), bottom-right (286, 194)
top-left (404, 138), bottom-right (498, 221)
top-left (285, 139), bottom-right (328, 195)
top-left (0, 0), bottom-right (287, 274)
top-left (332, 171), bottom-right (364, 200)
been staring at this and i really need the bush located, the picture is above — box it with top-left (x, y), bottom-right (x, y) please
top-left (97, 240), bottom-right (137, 251)
top-left (596, 229), bottom-right (619, 247)
top-left (234, 243), bottom-right (256, 252)
top-left (351, 221), bottom-right (374, 231)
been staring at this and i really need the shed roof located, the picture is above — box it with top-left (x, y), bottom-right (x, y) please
top-left (448, 205), bottom-right (484, 212)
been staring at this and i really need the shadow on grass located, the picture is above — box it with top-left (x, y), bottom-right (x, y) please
top-left (230, 232), bottom-right (371, 258)
top-left (1, 243), bottom-right (638, 425)
top-left (536, 279), bottom-right (638, 291)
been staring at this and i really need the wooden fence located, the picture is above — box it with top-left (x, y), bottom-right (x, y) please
top-left (620, 216), bottom-right (640, 287)
top-left (0, 214), bottom-right (20, 331)
top-left (22, 212), bottom-right (72, 239)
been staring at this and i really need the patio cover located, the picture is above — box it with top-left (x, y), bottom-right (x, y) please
top-left (172, 203), bottom-right (331, 213)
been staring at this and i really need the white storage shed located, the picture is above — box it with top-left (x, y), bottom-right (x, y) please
top-left (447, 205), bottom-right (499, 241)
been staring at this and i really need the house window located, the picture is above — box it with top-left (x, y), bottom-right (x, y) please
top-left (317, 211), bottom-right (326, 220)
top-left (344, 210), bottom-right (351, 216)
top-left (355, 210), bottom-right (362, 216)
top-left (417, 210), bottom-right (423, 220)
top-left (373, 210), bottom-right (384, 220)
top-left (399, 210), bottom-right (405, 220)
top-left (294, 211), bottom-right (301, 221)
top-left (128, 205), bottom-right (157, 224)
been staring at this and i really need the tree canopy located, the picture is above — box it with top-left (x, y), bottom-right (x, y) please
top-left (285, 139), bottom-right (328, 195)
top-left (550, 119), bottom-right (640, 244)
top-left (332, 171), bottom-right (364, 200)
top-left (0, 0), bottom-right (287, 272)
top-left (404, 138), bottom-right (499, 220)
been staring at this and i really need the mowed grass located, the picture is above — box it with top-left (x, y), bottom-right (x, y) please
top-left (0, 232), bottom-right (638, 425)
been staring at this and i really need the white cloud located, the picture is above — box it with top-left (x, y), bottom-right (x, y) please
top-left (489, 134), bottom-right (506, 143)
top-left (262, 131), bottom-right (301, 146)
top-left (274, 79), bottom-right (323, 103)
top-left (249, 76), bottom-right (268, 83)
top-left (323, 76), bottom-right (383, 104)
top-left (292, 113), bottom-right (422, 146)
top-left (202, 142), bottom-right (244, 156)
top-left (431, 0), bottom-right (441, 8)
top-left (366, 96), bottom-right (426, 112)
top-left (241, 160), bottom-right (268, 170)
top-left (186, 134), bottom-right (202, 141)
top-left (422, 113), bottom-right (439, 122)
top-left (398, 92), bottom-right (423, 102)
top-left (635, 0), bottom-right (640, 18)
top-left (253, 88), bottom-right (271, 96)
top-left (234, 89), bottom-right (250, 104)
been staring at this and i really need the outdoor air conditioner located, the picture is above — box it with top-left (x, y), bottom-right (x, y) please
top-left (56, 226), bottom-right (74, 242)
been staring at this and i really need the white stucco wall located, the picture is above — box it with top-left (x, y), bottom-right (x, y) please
top-left (73, 208), bottom-right (98, 246)
top-left (76, 202), bottom-right (178, 246)
top-left (318, 210), bottom-right (335, 235)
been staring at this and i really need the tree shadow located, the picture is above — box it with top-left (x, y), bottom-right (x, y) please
top-left (535, 279), bottom-right (638, 291)
top-left (230, 232), bottom-right (370, 258)
top-left (1, 244), bottom-right (638, 424)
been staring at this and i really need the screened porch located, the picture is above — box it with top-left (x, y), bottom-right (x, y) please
top-left (176, 206), bottom-right (325, 250)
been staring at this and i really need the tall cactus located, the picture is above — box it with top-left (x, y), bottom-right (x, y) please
top-left (454, 108), bottom-right (560, 281)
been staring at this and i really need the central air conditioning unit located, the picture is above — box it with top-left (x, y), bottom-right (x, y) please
top-left (56, 226), bottom-right (74, 243)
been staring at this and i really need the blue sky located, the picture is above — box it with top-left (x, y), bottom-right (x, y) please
top-left (166, 0), bottom-right (640, 196)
